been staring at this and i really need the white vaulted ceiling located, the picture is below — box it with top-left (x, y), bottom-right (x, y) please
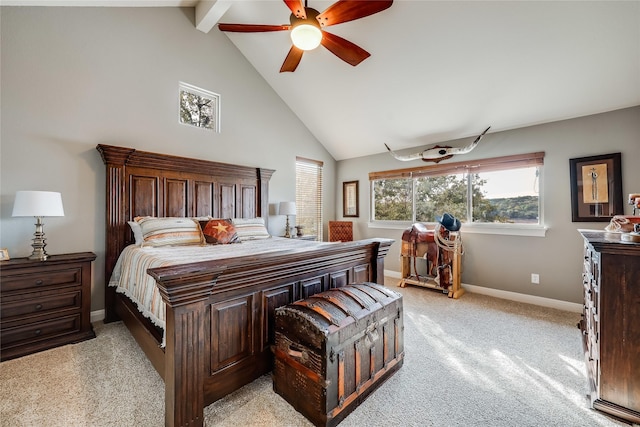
top-left (3, 0), bottom-right (640, 160)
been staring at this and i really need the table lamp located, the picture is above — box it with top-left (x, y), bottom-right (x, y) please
top-left (12, 191), bottom-right (65, 261)
top-left (279, 201), bottom-right (296, 238)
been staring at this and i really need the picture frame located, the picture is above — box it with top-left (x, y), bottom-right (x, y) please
top-left (178, 82), bottom-right (220, 133)
top-left (569, 152), bottom-right (623, 222)
top-left (0, 248), bottom-right (10, 261)
top-left (343, 180), bottom-right (359, 218)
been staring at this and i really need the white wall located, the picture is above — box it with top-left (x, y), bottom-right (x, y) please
top-left (0, 7), bottom-right (336, 311)
top-left (337, 106), bottom-right (640, 303)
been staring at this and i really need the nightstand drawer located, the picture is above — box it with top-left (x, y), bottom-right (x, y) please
top-left (1, 290), bottom-right (82, 320)
top-left (1, 314), bottom-right (81, 347)
top-left (0, 267), bottom-right (82, 293)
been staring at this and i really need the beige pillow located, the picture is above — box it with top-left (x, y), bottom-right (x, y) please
top-left (231, 217), bottom-right (271, 241)
top-left (135, 217), bottom-right (205, 247)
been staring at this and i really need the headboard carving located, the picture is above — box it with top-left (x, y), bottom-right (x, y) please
top-left (97, 144), bottom-right (274, 321)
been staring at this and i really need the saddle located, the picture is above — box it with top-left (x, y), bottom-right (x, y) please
top-left (401, 223), bottom-right (440, 280)
top-left (402, 222), bottom-right (435, 244)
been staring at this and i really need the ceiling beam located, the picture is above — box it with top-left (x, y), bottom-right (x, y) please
top-left (195, 0), bottom-right (232, 33)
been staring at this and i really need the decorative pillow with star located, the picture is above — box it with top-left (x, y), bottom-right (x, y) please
top-left (201, 219), bottom-right (239, 244)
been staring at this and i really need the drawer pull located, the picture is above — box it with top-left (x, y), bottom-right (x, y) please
top-left (34, 329), bottom-right (42, 336)
top-left (35, 279), bottom-right (44, 286)
top-left (35, 304), bottom-right (43, 311)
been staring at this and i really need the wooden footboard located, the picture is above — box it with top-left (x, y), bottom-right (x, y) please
top-left (141, 238), bottom-right (393, 427)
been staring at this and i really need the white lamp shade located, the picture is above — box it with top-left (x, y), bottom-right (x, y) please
top-left (12, 191), bottom-right (65, 217)
top-left (290, 24), bottom-right (322, 50)
top-left (279, 201), bottom-right (296, 216)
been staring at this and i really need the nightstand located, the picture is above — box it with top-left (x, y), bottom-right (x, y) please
top-left (0, 252), bottom-right (97, 361)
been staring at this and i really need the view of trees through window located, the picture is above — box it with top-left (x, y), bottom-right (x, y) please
top-left (373, 166), bottom-right (540, 225)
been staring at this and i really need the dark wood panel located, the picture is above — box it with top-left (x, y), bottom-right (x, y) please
top-left (239, 184), bottom-right (256, 219)
top-left (301, 276), bottom-right (325, 299)
top-left (219, 183), bottom-right (235, 219)
top-left (353, 264), bottom-right (370, 283)
top-left (194, 181), bottom-right (215, 218)
top-left (329, 270), bottom-right (349, 289)
top-left (262, 283), bottom-right (295, 350)
top-left (210, 295), bottom-right (252, 371)
top-left (130, 175), bottom-right (158, 218)
top-left (165, 178), bottom-right (188, 217)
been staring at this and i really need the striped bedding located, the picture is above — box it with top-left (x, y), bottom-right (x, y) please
top-left (108, 237), bottom-right (330, 344)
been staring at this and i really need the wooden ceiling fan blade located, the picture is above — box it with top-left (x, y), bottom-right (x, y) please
top-left (316, 0), bottom-right (393, 27)
top-left (218, 23), bottom-right (290, 33)
top-left (321, 31), bottom-right (370, 66)
top-left (280, 46), bottom-right (304, 72)
top-left (283, 0), bottom-right (306, 19)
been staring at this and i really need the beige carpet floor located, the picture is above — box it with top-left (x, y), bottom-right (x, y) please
top-left (0, 282), bottom-right (633, 427)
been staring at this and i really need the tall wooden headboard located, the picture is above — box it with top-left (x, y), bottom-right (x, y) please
top-left (96, 144), bottom-right (275, 321)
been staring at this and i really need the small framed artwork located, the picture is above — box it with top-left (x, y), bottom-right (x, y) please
top-left (569, 152), bottom-right (623, 222)
top-left (343, 180), bottom-right (359, 218)
top-left (0, 248), bottom-right (10, 261)
top-left (178, 82), bottom-right (220, 133)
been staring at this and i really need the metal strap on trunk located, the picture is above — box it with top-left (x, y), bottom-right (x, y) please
top-left (294, 300), bottom-right (342, 326)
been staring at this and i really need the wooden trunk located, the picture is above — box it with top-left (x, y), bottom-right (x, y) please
top-left (273, 282), bottom-right (404, 427)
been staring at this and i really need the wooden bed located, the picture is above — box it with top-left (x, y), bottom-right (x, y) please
top-left (97, 144), bottom-right (393, 427)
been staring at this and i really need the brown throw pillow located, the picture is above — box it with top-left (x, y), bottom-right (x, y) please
top-left (202, 219), bottom-right (239, 244)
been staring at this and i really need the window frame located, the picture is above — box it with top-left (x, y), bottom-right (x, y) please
top-left (369, 152), bottom-right (547, 237)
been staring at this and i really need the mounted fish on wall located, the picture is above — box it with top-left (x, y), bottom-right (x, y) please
top-left (385, 126), bottom-right (491, 163)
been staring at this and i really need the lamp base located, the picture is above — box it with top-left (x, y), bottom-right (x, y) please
top-left (28, 217), bottom-right (49, 261)
top-left (284, 215), bottom-right (291, 238)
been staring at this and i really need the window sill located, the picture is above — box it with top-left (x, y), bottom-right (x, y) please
top-left (368, 222), bottom-right (548, 237)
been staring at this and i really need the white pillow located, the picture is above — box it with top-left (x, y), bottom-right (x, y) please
top-left (128, 220), bottom-right (144, 246)
top-left (231, 217), bottom-right (271, 241)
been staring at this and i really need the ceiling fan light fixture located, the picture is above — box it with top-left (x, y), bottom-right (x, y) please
top-left (291, 23), bottom-right (322, 50)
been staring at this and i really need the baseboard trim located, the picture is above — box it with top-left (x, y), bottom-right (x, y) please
top-left (384, 269), bottom-right (582, 313)
top-left (91, 309), bottom-right (105, 323)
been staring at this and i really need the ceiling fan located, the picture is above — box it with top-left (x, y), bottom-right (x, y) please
top-left (218, 0), bottom-right (393, 72)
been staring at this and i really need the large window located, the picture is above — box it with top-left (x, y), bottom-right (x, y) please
top-left (371, 152), bottom-right (544, 229)
top-left (296, 157), bottom-right (323, 239)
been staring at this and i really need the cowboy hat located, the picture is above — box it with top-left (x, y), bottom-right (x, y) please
top-left (436, 212), bottom-right (461, 231)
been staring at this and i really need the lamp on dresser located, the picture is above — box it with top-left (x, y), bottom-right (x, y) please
top-left (12, 190), bottom-right (65, 261)
top-left (279, 201), bottom-right (296, 238)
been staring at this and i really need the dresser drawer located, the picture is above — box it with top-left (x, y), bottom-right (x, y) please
top-left (0, 266), bottom-right (82, 293)
top-left (1, 290), bottom-right (82, 320)
top-left (1, 314), bottom-right (81, 347)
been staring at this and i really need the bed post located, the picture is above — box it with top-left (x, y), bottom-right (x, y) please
top-left (150, 265), bottom-right (226, 427)
top-left (258, 168), bottom-right (274, 225)
top-left (373, 239), bottom-right (393, 284)
top-left (96, 145), bottom-right (135, 323)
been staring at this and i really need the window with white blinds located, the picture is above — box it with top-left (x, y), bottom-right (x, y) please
top-left (296, 157), bottom-right (323, 240)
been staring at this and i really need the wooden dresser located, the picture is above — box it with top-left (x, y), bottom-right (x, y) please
top-left (0, 252), bottom-right (96, 361)
top-left (579, 230), bottom-right (640, 423)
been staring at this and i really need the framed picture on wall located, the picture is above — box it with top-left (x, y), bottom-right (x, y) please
top-left (343, 181), bottom-right (359, 217)
top-left (569, 152), bottom-right (623, 222)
